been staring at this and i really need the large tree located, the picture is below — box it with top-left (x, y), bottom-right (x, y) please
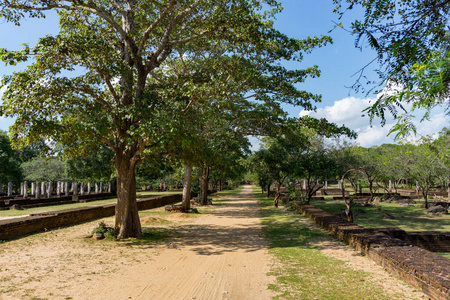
top-left (0, 1), bottom-right (330, 238)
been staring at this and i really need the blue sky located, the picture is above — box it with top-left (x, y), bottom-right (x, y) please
top-left (0, 1), bottom-right (448, 147)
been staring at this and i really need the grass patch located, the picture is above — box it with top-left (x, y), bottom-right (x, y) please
top-left (252, 186), bottom-right (412, 300)
top-left (314, 199), bottom-right (450, 232)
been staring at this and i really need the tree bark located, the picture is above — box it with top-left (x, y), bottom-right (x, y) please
top-left (115, 152), bottom-right (142, 239)
top-left (200, 166), bottom-right (210, 205)
top-left (267, 183), bottom-right (271, 198)
top-left (182, 163), bottom-right (193, 211)
top-left (274, 182), bottom-right (281, 208)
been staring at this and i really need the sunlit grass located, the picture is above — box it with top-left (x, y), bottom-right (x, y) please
top-left (314, 199), bottom-right (450, 232)
top-left (252, 186), bottom-right (413, 300)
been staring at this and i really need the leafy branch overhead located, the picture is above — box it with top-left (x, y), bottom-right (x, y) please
top-left (0, 1), bottom-right (333, 238)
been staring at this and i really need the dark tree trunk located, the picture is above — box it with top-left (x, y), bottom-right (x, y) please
top-left (267, 183), bottom-right (271, 198)
top-left (200, 167), bottom-right (210, 205)
top-left (274, 182), bottom-right (281, 208)
top-left (115, 152), bottom-right (142, 239)
top-left (182, 163), bottom-right (193, 211)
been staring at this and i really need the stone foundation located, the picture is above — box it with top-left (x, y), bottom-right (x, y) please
top-left (0, 194), bottom-right (181, 241)
top-left (299, 205), bottom-right (450, 300)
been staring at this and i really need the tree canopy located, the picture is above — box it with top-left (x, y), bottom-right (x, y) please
top-left (0, 1), bottom-right (332, 238)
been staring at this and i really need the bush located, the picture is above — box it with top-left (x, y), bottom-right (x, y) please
top-left (92, 221), bottom-right (116, 240)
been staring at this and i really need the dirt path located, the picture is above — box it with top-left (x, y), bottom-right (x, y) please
top-left (0, 185), bottom-right (425, 300)
top-left (0, 185), bottom-right (275, 300)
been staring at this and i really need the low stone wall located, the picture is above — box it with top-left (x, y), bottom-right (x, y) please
top-left (299, 205), bottom-right (450, 300)
top-left (374, 228), bottom-right (450, 252)
top-left (0, 194), bottom-right (182, 241)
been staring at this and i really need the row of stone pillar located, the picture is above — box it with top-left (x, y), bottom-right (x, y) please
top-left (8, 181), bottom-right (111, 199)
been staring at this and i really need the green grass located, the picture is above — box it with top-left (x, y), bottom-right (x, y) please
top-left (253, 186), bottom-right (415, 300)
top-left (314, 199), bottom-right (450, 232)
top-left (0, 191), bottom-right (179, 217)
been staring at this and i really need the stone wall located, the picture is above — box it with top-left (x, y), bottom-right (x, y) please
top-left (374, 228), bottom-right (450, 252)
top-left (299, 205), bottom-right (450, 300)
top-left (0, 194), bottom-right (181, 241)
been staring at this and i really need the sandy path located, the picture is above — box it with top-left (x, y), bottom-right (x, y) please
top-left (0, 185), bottom-right (275, 300)
top-left (98, 185), bottom-right (276, 300)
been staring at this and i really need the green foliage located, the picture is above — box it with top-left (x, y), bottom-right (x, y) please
top-left (21, 157), bottom-right (66, 182)
top-left (91, 221), bottom-right (116, 240)
top-left (64, 146), bottom-right (114, 181)
top-left (0, 130), bottom-right (22, 186)
top-left (335, 0), bottom-right (450, 136)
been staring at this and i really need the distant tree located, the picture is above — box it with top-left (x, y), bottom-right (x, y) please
top-left (65, 146), bottom-right (114, 182)
top-left (21, 157), bottom-right (66, 182)
top-left (397, 142), bottom-right (446, 208)
top-left (0, 130), bottom-right (22, 188)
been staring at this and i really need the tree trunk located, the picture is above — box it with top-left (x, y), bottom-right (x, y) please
top-left (200, 167), bottom-right (210, 205)
top-left (115, 153), bottom-right (142, 239)
top-left (267, 183), bottom-right (271, 198)
top-left (182, 163), bottom-right (193, 211)
top-left (274, 182), bottom-right (281, 208)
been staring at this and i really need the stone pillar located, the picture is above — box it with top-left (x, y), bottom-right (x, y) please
top-left (23, 181), bottom-right (28, 199)
top-left (72, 182), bottom-right (78, 201)
top-left (95, 183), bottom-right (99, 194)
top-left (80, 182), bottom-right (85, 196)
top-left (36, 182), bottom-right (41, 199)
top-left (47, 182), bottom-right (52, 198)
top-left (57, 182), bottom-right (61, 197)
top-left (338, 181), bottom-right (342, 190)
top-left (7, 182), bottom-right (13, 197)
top-left (20, 182), bottom-right (24, 196)
top-left (41, 182), bottom-right (45, 196)
top-left (65, 182), bottom-right (69, 196)
top-left (303, 180), bottom-right (307, 190)
top-left (87, 182), bottom-right (91, 195)
top-left (389, 180), bottom-right (392, 193)
top-left (99, 182), bottom-right (103, 193)
top-left (324, 181), bottom-right (328, 190)
top-left (31, 182), bottom-right (36, 196)
top-left (108, 181), bottom-right (111, 193)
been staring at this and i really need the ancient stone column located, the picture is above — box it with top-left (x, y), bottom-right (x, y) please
top-left (20, 182), bottom-right (24, 196)
top-left (389, 180), bottom-right (392, 193)
top-left (72, 182), bottom-right (78, 201)
top-left (65, 182), bottom-right (69, 196)
top-left (324, 181), bottom-right (328, 190)
top-left (80, 182), bottom-right (85, 196)
top-left (35, 182), bottom-right (41, 200)
top-left (47, 182), bottom-right (52, 198)
top-left (99, 182), bottom-right (103, 193)
top-left (87, 182), bottom-right (91, 195)
top-left (7, 182), bottom-right (13, 197)
top-left (95, 183), bottom-right (99, 194)
top-left (338, 181), bottom-right (342, 190)
top-left (108, 181), bottom-right (111, 193)
top-left (31, 182), bottom-right (36, 196)
top-left (41, 182), bottom-right (45, 196)
top-left (303, 180), bottom-right (307, 190)
top-left (23, 181), bottom-right (28, 199)
top-left (56, 182), bottom-right (61, 197)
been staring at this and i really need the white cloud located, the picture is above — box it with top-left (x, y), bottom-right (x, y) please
top-left (300, 97), bottom-right (449, 147)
